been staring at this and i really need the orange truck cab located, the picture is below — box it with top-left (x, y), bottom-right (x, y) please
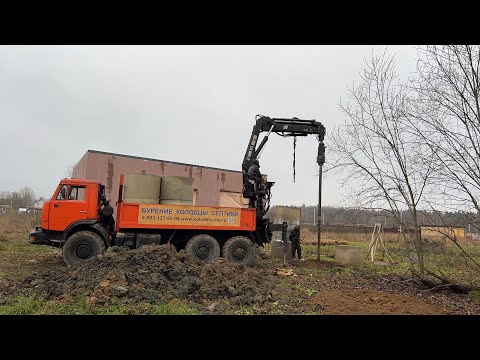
top-left (30, 175), bottom-right (280, 267)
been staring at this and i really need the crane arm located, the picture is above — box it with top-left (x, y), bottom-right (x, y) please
top-left (242, 115), bottom-right (326, 225)
top-left (242, 115), bottom-right (326, 172)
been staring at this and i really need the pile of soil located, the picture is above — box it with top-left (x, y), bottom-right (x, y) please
top-left (0, 244), bottom-right (275, 312)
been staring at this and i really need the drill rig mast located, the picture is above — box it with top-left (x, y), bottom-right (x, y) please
top-left (242, 115), bottom-right (326, 220)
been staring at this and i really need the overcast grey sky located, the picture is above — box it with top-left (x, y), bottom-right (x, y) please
top-left (0, 45), bottom-right (418, 206)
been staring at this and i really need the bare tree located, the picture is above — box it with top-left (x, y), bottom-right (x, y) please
top-left (330, 51), bottom-right (436, 278)
top-left (406, 45), bottom-right (480, 288)
top-left (17, 186), bottom-right (36, 208)
top-left (411, 46), bottom-right (480, 215)
top-left (65, 162), bottom-right (77, 178)
top-left (331, 47), bottom-right (480, 290)
top-left (0, 191), bottom-right (11, 206)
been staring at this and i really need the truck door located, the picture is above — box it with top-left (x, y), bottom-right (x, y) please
top-left (49, 184), bottom-right (88, 231)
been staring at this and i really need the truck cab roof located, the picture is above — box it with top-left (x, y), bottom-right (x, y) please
top-left (60, 178), bottom-right (101, 186)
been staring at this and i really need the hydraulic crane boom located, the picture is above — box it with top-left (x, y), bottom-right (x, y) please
top-left (242, 115), bottom-right (326, 220)
top-left (242, 115), bottom-right (325, 172)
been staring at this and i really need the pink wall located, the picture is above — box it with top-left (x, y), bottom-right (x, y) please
top-left (73, 150), bottom-right (244, 212)
top-left (72, 152), bottom-right (88, 179)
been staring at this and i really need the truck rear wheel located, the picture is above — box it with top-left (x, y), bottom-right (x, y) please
top-left (185, 234), bottom-right (220, 263)
top-left (222, 236), bottom-right (256, 266)
top-left (63, 230), bottom-right (106, 266)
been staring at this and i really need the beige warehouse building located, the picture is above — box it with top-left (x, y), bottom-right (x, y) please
top-left (72, 150), bottom-right (248, 213)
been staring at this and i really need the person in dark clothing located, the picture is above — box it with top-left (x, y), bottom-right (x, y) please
top-left (289, 225), bottom-right (302, 260)
top-left (247, 159), bottom-right (264, 207)
top-left (247, 159), bottom-right (263, 181)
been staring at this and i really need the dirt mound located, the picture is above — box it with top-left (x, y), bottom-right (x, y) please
top-left (1, 244), bottom-right (275, 312)
top-left (310, 289), bottom-right (448, 315)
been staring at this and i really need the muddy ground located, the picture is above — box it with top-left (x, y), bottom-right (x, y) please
top-left (0, 244), bottom-right (275, 312)
top-left (1, 240), bottom-right (479, 315)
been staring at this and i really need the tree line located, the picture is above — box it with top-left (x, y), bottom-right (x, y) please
top-left (297, 205), bottom-right (479, 232)
top-left (0, 187), bottom-right (40, 209)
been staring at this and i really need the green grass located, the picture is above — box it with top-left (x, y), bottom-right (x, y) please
top-left (468, 291), bottom-right (480, 303)
top-left (294, 284), bottom-right (317, 297)
top-left (0, 294), bottom-right (202, 315)
top-left (0, 233), bottom-right (53, 253)
top-left (233, 306), bottom-right (256, 315)
top-left (301, 238), bottom-right (480, 287)
top-left (233, 305), bottom-right (270, 315)
top-left (147, 303), bottom-right (202, 315)
top-left (0, 295), bottom-right (47, 315)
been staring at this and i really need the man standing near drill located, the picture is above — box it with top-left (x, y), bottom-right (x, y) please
top-left (289, 225), bottom-right (302, 261)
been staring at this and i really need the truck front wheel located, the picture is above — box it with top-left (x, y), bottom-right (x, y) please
top-left (63, 230), bottom-right (106, 266)
top-left (185, 234), bottom-right (220, 263)
top-left (222, 236), bottom-right (256, 266)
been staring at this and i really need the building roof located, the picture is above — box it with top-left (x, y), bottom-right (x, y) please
top-left (87, 150), bottom-right (243, 174)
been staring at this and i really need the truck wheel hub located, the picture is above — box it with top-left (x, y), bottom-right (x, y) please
top-left (233, 247), bottom-right (247, 261)
top-left (75, 244), bottom-right (92, 259)
top-left (196, 245), bottom-right (210, 260)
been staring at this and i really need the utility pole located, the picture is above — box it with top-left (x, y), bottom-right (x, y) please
top-left (313, 206), bottom-right (316, 226)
